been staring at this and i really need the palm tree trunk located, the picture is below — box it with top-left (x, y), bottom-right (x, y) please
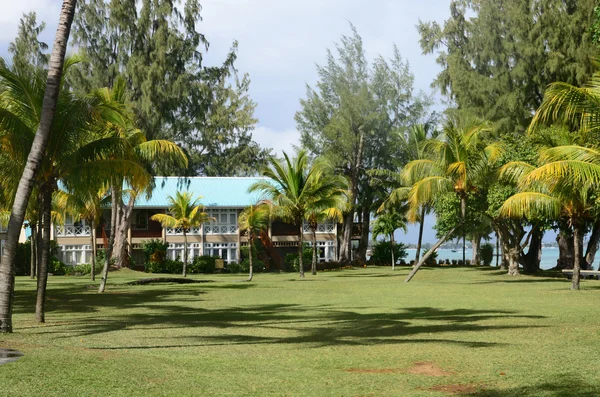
top-left (584, 220), bottom-right (600, 270)
top-left (461, 195), bottom-right (466, 265)
top-left (183, 229), bottom-right (188, 277)
top-left (415, 206), bottom-right (425, 263)
top-left (390, 233), bottom-right (395, 271)
top-left (0, 0), bottom-right (77, 333)
top-left (36, 187), bottom-right (52, 323)
top-left (298, 223), bottom-right (305, 278)
top-left (99, 183), bottom-right (118, 293)
top-left (311, 227), bottom-right (317, 275)
top-left (340, 212), bottom-right (353, 262)
top-left (572, 220), bottom-right (583, 290)
top-left (30, 224), bottom-right (37, 279)
top-left (405, 226), bottom-right (457, 283)
top-left (90, 219), bottom-right (96, 281)
top-left (471, 235), bottom-right (481, 265)
top-left (36, 215), bottom-right (43, 276)
top-left (248, 235), bottom-right (254, 282)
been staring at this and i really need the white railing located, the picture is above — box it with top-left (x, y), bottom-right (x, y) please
top-left (303, 222), bottom-right (335, 233)
top-left (166, 226), bottom-right (201, 236)
top-left (55, 225), bottom-right (91, 237)
top-left (204, 225), bottom-right (237, 235)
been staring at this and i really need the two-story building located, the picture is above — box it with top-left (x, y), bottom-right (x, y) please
top-left (51, 177), bottom-right (343, 269)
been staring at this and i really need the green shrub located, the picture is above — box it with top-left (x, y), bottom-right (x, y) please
top-left (240, 258), bottom-right (266, 273)
top-left (48, 257), bottom-right (68, 275)
top-left (369, 241), bottom-right (408, 266)
top-left (145, 261), bottom-right (165, 273)
top-left (284, 244), bottom-right (312, 272)
top-left (226, 261), bottom-right (242, 273)
top-left (422, 248), bottom-right (438, 266)
top-left (72, 263), bottom-right (103, 276)
top-left (480, 243), bottom-right (494, 266)
top-left (141, 239), bottom-right (168, 267)
top-left (189, 256), bottom-right (217, 274)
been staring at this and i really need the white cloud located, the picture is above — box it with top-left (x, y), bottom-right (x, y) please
top-left (0, 1), bottom-right (60, 44)
top-left (251, 125), bottom-right (300, 157)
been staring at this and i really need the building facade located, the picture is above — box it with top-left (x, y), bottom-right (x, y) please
top-left (51, 177), bottom-right (342, 269)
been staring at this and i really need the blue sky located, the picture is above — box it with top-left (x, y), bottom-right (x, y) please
top-left (1, 0), bottom-right (517, 245)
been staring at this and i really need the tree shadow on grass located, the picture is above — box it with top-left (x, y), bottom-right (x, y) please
top-left (465, 374), bottom-right (599, 396)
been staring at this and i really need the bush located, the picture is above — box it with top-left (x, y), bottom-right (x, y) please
top-left (72, 263), bottom-right (103, 276)
top-left (141, 239), bottom-right (168, 267)
top-left (369, 241), bottom-right (408, 266)
top-left (145, 258), bottom-right (183, 274)
top-left (240, 258), bottom-right (266, 273)
top-left (480, 243), bottom-right (494, 266)
top-left (422, 249), bottom-right (438, 266)
top-left (226, 261), bottom-right (242, 273)
top-left (189, 255), bottom-right (217, 274)
top-left (284, 244), bottom-right (312, 272)
top-left (48, 257), bottom-right (68, 275)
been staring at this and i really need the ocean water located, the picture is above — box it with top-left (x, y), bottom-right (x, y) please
top-left (406, 247), bottom-right (560, 270)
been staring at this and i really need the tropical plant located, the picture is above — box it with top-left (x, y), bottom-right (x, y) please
top-left (403, 116), bottom-right (501, 282)
top-left (0, 0), bottom-right (78, 332)
top-left (150, 191), bottom-right (211, 277)
top-left (371, 210), bottom-right (408, 270)
top-left (250, 150), bottom-right (339, 278)
top-left (500, 145), bottom-right (600, 290)
top-left (238, 203), bottom-right (270, 282)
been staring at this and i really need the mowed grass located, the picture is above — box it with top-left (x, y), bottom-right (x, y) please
top-left (1, 266), bottom-right (600, 396)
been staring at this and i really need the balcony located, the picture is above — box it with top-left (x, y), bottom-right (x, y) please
top-left (55, 225), bottom-right (91, 237)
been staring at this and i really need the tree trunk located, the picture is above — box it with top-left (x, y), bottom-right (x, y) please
top-left (36, 214), bottom-right (43, 277)
top-left (113, 197), bottom-right (135, 269)
top-left (30, 223), bottom-right (37, 279)
top-left (340, 212), bottom-right (353, 262)
top-left (415, 206), bottom-right (425, 263)
top-left (298, 223), bottom-right (305, 278)
top-left (556, 231), bottom-right (574, 270)
top-left (572, 220), bottom-right (583, 290)
top-left (311, 228), bottom-right (317, 275)
top-left (357, 204), bottom-right (370, 262)
top-left (35, 187), bottom-right (52, 323)
top-left (495, 232), bottom-right (499, 267)
top-left (471, 235), bottom-right (481, 265)
top-left (90, 219), bottom-right (96, 281)
top-left (0, 0), bottom-right (77, 333)
top-left (584, 220), bottom-right (600, 270)
top-left (247, 234), bottom-right (253, 282)
top-left (460, 195), bottom-right (466, 265)
top-left (182, 229), bottom-right (188, 277)
top-left (405, 226), bottom-right (457, 283)
top-left (99, 185), bottom-right (119, 293)
top-left (521, 226), bottom-right (543, 273)
top-left (390, 233), bottom-right (395, 271)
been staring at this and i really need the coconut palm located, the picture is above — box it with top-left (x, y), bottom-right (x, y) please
top-left (403, 117), bottom-right (501, 282)
top-left (150, 192), bottom-right (211, 277)
top-left (0, 0), bottom-right (76, 333)
top-left (250, 150), bottom-right (338, 278)
top-left (304, 168), bottom-right (348, 275)
top-left (238, 203), bottom-right (271, 282)
top-left (500, 145), bottom-right (600, 290)
top-left (371, 209), bottom-right (408, 270)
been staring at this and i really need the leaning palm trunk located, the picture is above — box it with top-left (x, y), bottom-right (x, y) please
top-left (35, 189), bottom-right (52, 323)
top-left (405, 227), bottom-right (457, 283)
top-left (311, 228), bottom-right (317, 275)
top-left (415, 207), bottom-right (426, 263)
top-left (0, 0), bottom-right (77, 333)
top-left (390, 233), bottom-right (395, 271)
top-left (90, 220), bottom-right (96, 281)
top-left (30, 224), bottom-right (37, 279)
top-left (298, 223), bottom-right (305, 278)
top-left (247, 235), bottom-right (254, 282)
top-left (461, 195), bottom-right (466, 265)
top-left (572, 221), bottom-right (583, 290)
top-left (182, 229), bottom-right (188, 277)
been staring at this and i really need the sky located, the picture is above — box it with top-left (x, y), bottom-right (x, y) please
top-left (0, 0), bottom-right (514, 245)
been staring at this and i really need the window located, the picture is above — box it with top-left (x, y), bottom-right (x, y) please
top-left (205, 209), bottom-right (238, 235)
top-left (61, 245), bottom-right (92, 265)
top-left (204, 242), bottom-right (238, 264)
top-left (307, 241), bottom-right (336, 262)
top-left (133, 210), bottom-right (148, 230)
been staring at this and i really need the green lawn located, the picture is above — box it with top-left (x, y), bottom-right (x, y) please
top-left (1, 266), bottom-right (599, 396)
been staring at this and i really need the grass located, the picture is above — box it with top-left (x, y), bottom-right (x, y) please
top-left (1, 266), bottom-right (600, 396)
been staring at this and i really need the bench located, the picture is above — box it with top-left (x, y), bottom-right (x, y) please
top-left (561, 269), bottom-right (600, 280)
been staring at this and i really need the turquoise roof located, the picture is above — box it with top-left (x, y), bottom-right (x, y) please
top-left (135, 177), bottom-right (267, 208)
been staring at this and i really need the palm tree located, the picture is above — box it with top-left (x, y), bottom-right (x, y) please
top-left (0, 0), bottom-right (77, 333)
top-left (250, 150), bottom-right (337, 278)
top-left (403, 117), bottom-right (501, 282)
top-left (150, 192), bottom-right (211, 277)
top-left (500, 145), bottom-right (600, 289)
top-left (371, 210), bottom-right (408, 271)
top-left (54, 186), bottom-right (109, 281)
top-left (304, 169), bottom-right (348, 275)
top-left (238, 203), bottom-right (270, 282)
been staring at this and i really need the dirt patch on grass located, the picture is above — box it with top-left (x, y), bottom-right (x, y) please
top-left (427, 383), bottom-right (481, 394)
top-left (405, 362), bottom-right (454, 376)
top-left (346, 361), bottom-right (454, 376)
